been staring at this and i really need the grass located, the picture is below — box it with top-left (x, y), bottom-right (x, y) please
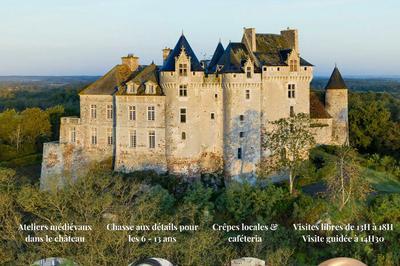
top-left (363, 168), bottom-right (400, 193)
top-left (0, 153), bottom-right (42, 168)
top-left (305, 146), bottom-right (400, 194)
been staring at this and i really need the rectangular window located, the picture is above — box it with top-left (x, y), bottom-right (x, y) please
top-left (129, 105), bottom-right (136, 121)
top-left (179, 63), bottom-right (188, 76)
top-left (129, 130), bottom-right (137, 148)
top-left (91, 128), bottom-right (97, 145)
top-left (90, 104), bottom-right (97, 119)
top-left (237, 148), bottom-right (242, 159)
top-left (107, 128), bottom-right (113, 145)
top-left (147, 106), bottom-right (155, 121)
top-left (246, 67), bottom-right (252, 78)
top-left (239, 132), bottom-right (244, 138)
top-left (211, 113), bottom-right (215, 120)
top-left (180, 108), bottom-right (186, 123)
top-left (289, 60), bottom-right (298, 72)
top-left (245, 89), bottom-right (250, 99)
top-left (70, 127), bottom-right (76, 143)
top-left (149, 130), bottom-right (156, 148)
top-left (288, 84), bottom-right (296, 98)
top-left (239, 115), bottom-right (244, 122)
top-left (179, 84), bottom-right (188, 97)
top-left (290, 106), bottom-right (295, 117)
top-left (127, 83), bottom-right (134, 94)
top-left (181, 132), bottom-right (186, 140)
top-left (107, 104), bottom-right (113, 119)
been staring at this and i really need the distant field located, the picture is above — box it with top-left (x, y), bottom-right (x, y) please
top-left (0, 75), bottom-right (99, 83)
top-left (364, 168), bottom-right (400, 193)
top-left (312, 76), bottom-right (400, 98)
top-left (0, 76), bottom-right (99, 113)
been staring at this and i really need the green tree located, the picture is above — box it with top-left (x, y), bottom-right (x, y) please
top-left (260, 113), bottom-right (315, 194)
top-left (349, 93), bottom-right (400, 157)
top-left (46, 105), bottom-right (65, 140)
top-left (0, 108), bottom-right (51, 152)
top-left (218, 182), bottom-right (288, 224)
top-left (20, 108), bottom-right (51, 145)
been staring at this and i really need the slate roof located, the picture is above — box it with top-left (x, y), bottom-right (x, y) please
top-left (118, 63), bottom-right (164, 96)
top-left (325, 66), bottom-right (347, 90)
top-left (80, 64), bottom-right (132, 95)
top-left (255, 34), bottom-right (289, 53)
top-left (252, 33), bottom-right (313, 67)
top-left (161, 34), bottom-right (203, 72)
top-left (207, 42), bottom-right (225, 73)
top-left (310, 92), bottom-right (331, 119)
top-left (217, 42), bottom-right (252, 73)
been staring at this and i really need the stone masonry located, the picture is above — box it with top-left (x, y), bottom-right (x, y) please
top-left (40, 27), bottom-right (348, 187)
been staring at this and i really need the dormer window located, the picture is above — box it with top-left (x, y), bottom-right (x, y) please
top-left (179, 63), bottom-right (188, 76)
top-left (289, 60), bottom-right (298, 72)
top-left (127, 83), bottom-right (137, 94)
top-left (246, 67), bottom-right (252, 78)
top-left (146, 83), bottom-right (155, 94)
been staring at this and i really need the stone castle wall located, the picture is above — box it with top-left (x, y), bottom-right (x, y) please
top-left (40, 66), bottom-right (338, 183)
top-left (160, 68), bottom-right (224, 176)
top-left (325, 89), bottom-right (349, 145)
top-left (310, 118), bottom-right (334, 145)
top-left (114, 95), bottom-right (167, 173)
top-left (40, 142), bottom-right (87, 189)
top-left (222, 72), bottom-right (262, 178)
top-left (40, 29), bottom-right (348, 185)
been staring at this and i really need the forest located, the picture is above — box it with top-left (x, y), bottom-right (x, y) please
top-left (0, 77), bottom-right (399, 265)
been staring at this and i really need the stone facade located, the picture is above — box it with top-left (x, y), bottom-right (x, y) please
top-left (40, 27), bottom-right (348, 186)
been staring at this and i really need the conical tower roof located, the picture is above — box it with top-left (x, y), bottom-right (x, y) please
top-left (207, 41), bottom-right (225, 73)
top-left (325, 66), bottom-right (347, 90)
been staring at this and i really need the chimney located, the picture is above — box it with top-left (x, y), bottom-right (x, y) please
top-left (281, 28), bottom-right (299, 54)
top-left (121, 54), bottom-right (139, 72)
top-left (243, 27), bottom-right (256, 52)
top-left (162, 47), bottom-right (172, 64)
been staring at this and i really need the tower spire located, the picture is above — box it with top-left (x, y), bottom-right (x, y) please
top-left (325, 66), bottom-right (347, 90)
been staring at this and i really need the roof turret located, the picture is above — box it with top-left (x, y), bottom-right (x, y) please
top-left (207, 41), bottom-right (225, 73)
top-left (161, 34), bottom-right (203, 71)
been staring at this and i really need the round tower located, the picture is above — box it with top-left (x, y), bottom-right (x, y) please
top-left (325, 66), bottom-right (349, 145)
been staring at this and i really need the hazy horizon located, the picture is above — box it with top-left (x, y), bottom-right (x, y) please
top-left (1, 0), bottom-right (399, 76)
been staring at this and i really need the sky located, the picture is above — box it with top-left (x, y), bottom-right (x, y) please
top-left (0, 0), bottom-right (399, 76)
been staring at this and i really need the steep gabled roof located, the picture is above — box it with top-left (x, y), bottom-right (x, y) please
top-left (161, 34), bottom-right (203, 72)
top-left (310, 92), bottom-right (332, 119)
top-left (217, 42), bottom-right (251, 73)
top-left (118, 63), bottom-right (164, 96)
top-left (255, 34), bottom-right (289, 53)
top-left (325, 66), bottom-right (347, 90)
top-left (252, 33), bottom-right (313, 67)
top-left (207, 42), bottom-right (225, 73)
top-left (80, 64), bottom-right (131, 95)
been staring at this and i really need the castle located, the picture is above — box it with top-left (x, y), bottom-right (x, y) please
top-left (40, 27), bottom-right (348, 186)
